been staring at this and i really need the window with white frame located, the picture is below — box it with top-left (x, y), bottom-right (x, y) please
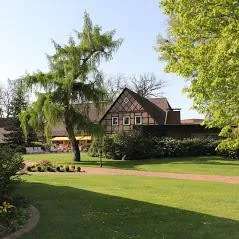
top-left (123, 116), bottom-right (130, 125)
top-left (112, 117), bottom-right (119, 126)
top-left (135, 116), bottom-right (142, 125)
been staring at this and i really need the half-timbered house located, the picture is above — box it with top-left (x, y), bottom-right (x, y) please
top-left (100, 88), bottom-right (181, 134)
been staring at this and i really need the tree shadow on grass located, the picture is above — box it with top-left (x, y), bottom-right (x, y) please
top-left (19, 182), bottom-right (239, 239)
top-left (76, 156), bottom-right (239, 170)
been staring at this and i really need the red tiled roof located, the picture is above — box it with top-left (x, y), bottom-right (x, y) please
top-left (148, 98), bottom-right (172, 111)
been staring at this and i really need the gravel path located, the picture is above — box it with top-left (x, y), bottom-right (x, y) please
top-left (80, 167), bottom-right (239, 184)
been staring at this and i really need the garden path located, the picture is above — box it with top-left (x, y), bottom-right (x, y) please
top-left (81, 167), bottom-right (239, 184)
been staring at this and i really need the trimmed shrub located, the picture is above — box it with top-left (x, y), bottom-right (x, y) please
top-left (36, 160), bottom-right (53, 170)
top-left (47, 166), bottom-right (56, 172)
top-left (28, 166), bottom-right (37, 172)
top-left (89, 132), bottom-right (219, 160)
top-left (65, 165), bottom-right (70, 172)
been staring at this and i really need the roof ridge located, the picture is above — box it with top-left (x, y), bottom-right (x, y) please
top-left (148, 97), bottom-right (167, 99)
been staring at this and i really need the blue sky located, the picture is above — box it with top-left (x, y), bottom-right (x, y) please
top-left (0, 0), bottom-right (202, 119)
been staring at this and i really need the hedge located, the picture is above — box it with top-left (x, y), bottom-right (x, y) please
top-left (89, 132), bottom-right (220, 160)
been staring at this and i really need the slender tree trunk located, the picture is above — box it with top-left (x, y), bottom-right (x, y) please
top-left (64, 111), bottom-right (81, 161)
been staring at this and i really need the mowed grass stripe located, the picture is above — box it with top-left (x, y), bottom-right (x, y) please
top-left (24, 153), bottom-right (239, 176)
top-left (19, 174), bottom-right (239, 239)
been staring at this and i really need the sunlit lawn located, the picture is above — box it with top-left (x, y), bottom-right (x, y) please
top-left (24, 153), bottom-right (239, 176)
top-left (19, 174), bottom-right (239, 239)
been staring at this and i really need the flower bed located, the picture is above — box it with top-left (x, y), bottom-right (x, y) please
top-left (26, 160), bottom-right (82, 173)
top-left (0, 205), bottom-right (40, 239)
top-left (0, 199), bottom-right (29, 237)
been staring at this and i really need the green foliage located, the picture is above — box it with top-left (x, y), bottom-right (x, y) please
top-left (0, 201), bottom-right (16, 232)
top-left (217, 137), bottom-right (239, 159)
top-left (157, 0), bottom-right (239, 153)
top-left (27, 161), bottom-right (82, 173)
top-left (89, 133), bottom-right (218, 160)
top-left (8, 78), bottom-right (28, 119)
top-left (20, 12), bottom-right (122, 161)
top-left (0, 147), bottom-right (23, 203)
top-left (0, 201), bottom-right (29, 233)
top-left (2, 78), bottom-right (35, 146)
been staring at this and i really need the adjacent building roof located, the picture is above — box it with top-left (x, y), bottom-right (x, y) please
top-left (181, 119), bottom-right (204, 125)
top-left (148, 98), bottom-right (172, 111)
top-left (52, 102), bottom-right (110, 137)
top-left (74, 102), bottom-right (110, 123)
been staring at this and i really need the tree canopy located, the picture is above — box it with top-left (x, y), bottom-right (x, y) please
top-left (157, 0), bottom-right (239, 152)
top-left (0, 79), bottom-right (29, 146)
top-left (106, 73), bottom-right (165, 100)
top-left (20, 12), bottom-right (122, 161)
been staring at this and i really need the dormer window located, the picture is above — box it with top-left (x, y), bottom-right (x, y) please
top-left (112, 117), bottom-right (119, 126)
top-left (135, 116), bottom-right (142, 125)
top-left (123, 116), bottom-right (130, 125)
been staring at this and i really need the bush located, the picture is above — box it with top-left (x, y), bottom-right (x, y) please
top-left (0, 147), bottom-right (23, 203)
top-left (26, 164), bottom-right (83, 173)
top-left (217, 139), bottom-right (239, 159)
top-left (0, 201), bottom-right (28, 233)
top-left (36, 160), bottom-right (53, 170)
top-left (151, 137), bottom-right (218, 158)
top-left (89, 132), bottom-right (219, 160)
top-left (27, 166), bottom-right (37, 172)
top-left (37, 166), bottom-right (45, 172)
top-left (47, 166), bottom-right (56, 172)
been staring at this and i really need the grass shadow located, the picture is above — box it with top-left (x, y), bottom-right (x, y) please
top-left (77, 156), bottom-right (239, 170)
top-left (19, 182), bottom-right (239, 239)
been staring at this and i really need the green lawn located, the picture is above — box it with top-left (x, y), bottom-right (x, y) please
top-left (24, 153), bottom-right (239, 176)
top-left (19, 174), bottom-right (239, 239)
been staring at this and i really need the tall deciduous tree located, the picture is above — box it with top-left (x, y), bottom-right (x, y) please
top-left (5, 78), bottom-right (29, 146)
top-left (20, 12), bottom-right (122, 161)
top-left (8, 78), bottom-right (28, 118)
top-left (0, 79), bottom-right (13, 118)
top-left (157, 0), bottom-right (239, 152)
top-left (0, 79), bottom-right (29, 146)
top-left (131, 73), bottom-right (165, 97)
top-left (106, 73), bottom-right (165, 99)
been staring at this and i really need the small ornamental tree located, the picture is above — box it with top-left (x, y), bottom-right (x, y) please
top-left (157, 0), bottom-right (239, 153)
top-left (20, 12), bottom-right (122, 161)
